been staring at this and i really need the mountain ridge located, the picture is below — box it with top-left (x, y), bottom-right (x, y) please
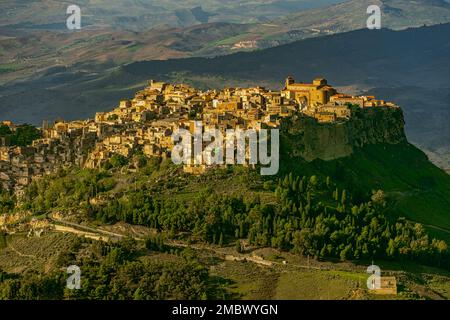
top-left (3, 0), bottom-right (450, 86)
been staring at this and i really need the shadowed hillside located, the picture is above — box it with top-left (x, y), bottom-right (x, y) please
top-left (122, 23), bottom-right (450, 88)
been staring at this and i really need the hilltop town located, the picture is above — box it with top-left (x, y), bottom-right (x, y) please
top-left (0, 77), bottom-right (399, 195)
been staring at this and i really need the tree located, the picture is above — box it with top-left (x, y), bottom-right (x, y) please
top-left (292, 229), bottom-right (313, 255)
top-left (341, 189), bottom-right (347, 205)
top-left (371, 190), bottom-right (386, 207)
top-left (134, 155), bottom-right (148, 168)
top-left (109, 154), bottom-right (128, 168)
top-left (218, 233), bottom-right (224, 246)
top-left (235, 240), bottom-right (243, 253)
top-left (386, 239), bottom-right (396, 258)
top-left (432, 239), bottom-right (448, 266)
top-left (1, 124), bottom-right (41, 146)
top-left (309, 175), bottom-right (318, 187)
top-left (263, 181), bottom-right (274, 191)
top-left (340, 244), bottom-right (353, 261)
top-left (0, 125), bottom-right (12, 136)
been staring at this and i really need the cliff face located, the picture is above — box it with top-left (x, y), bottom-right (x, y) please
top-left (281, 107), bottom-right (407, 162)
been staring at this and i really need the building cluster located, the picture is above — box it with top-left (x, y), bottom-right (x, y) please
top-left (0, 77), bottom-right (398, 194)
top-left (0, 120), bottom-right (97, 196)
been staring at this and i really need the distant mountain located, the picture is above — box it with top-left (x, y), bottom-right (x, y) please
top-left (2, 0), bottom-right (447, 32)
top-left (0, 0), bottom-right (348, 85)
top-left (3, 0), bottom-right (450, 87)
top-left (122, 22), bottom-right (450, 88)
top-left (202, 0), bottom-right (450, 53)
top-left (280, 0), bottom-right (450, 32)
top-left (0, 0), bottom-right (345, 30)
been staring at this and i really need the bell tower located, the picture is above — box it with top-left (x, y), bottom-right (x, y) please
top-left (285, 76), bottom-right (295, 89)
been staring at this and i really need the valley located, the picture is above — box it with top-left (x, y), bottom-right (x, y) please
top-left (2, 224), bottom-right (450, 300)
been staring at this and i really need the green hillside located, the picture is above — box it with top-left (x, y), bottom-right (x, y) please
top-left (2, 139), bottom-right (450, 299)
top-left (12, 139), bottom-right (450, 260)
top-left (279, 142), bottom-right (450, 241)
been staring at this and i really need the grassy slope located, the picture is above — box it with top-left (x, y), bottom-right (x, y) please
top-left (3, 232), bottom-right (449, 300)
top-left (131, 141), bottom-right (450, 242)
top-left (3, 142), bottom-right (450, 300)
top-left (209, 248), bottom-right (450, 300)
top-left (280, 142), bottom-right (450, 241)
top-left (59, 141), bottom-right (450, 242)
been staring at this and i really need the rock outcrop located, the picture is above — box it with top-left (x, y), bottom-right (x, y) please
top-left (281, 106), bottom-right (406, 161)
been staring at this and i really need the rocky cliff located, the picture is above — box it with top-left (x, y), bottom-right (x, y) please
top-left (281, 107), bottom-right (406, 162)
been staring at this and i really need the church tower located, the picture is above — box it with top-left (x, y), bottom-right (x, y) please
top-left (285, 76), bottom-right (295, 89)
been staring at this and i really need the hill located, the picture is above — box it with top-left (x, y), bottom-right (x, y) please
top-left (3, 22), bottom-right (450, 169)
top-left (1, 78), bottom-right (450, 300)
top-left (120, 23), bottom-right (450, 171)
top-left (121, 22), bottom-right (450, 87)
top-left (3, 0), bottom-right (450, 87)
top-left (0, 0), bottom-right (344, 30)
top-left (191, 0), bottom-right (450, 54)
